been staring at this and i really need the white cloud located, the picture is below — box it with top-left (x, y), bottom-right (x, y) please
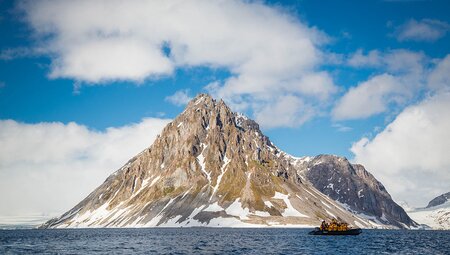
top-left (351, 93), bottom-right (450, 207)
top-left (332, 74), bottom-right (410, 120)
top-left (347, 49), bottom-right (382, 68)
top-left (253, 95), bottom-right (315, 128)
top-left (0, 47), bottom-right (36, 61)
top-left (347, 49), bottom-right (426, 74)
top-left (0, 118), bottom-right (170, 218)
top-left (165, 89), bottom-right (192, 106)
top-left (20, 0), bottom-right (336, 128)
top-left (332, 123), bottom-right (352, 132)
top-left (49, 38), bottom-right (174, 82)
top-left (427, 54), bottom-right (450, 92)
top-left (335, 49), bottom-right (431, 120)
top-left (394, 19), bottom-right (450, 42)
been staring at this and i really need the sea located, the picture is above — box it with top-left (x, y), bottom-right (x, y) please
top-left (0, 228), bottom-right (449, 254)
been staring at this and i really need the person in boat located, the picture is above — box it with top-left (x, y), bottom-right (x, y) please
top-left (320, 219), bottom-right (349, 231)
top-left (339, 222), bottom-right (349, 231)
top-left (329, 218), bottom-right (337, 231)
top-left (320, 220), bottom-right (328, 231)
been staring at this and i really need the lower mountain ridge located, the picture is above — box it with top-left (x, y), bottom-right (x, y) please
top-left (40, 94), bottom-right (417, 229)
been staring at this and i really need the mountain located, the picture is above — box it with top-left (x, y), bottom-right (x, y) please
top-left (299, 155), bottom-right (416, 228)
top-left (426, 192), bottom-right (450, 208)
top-left (406, 192), bottom-right (450, 230)
top-left (40, 94), bottom-right (416, 229)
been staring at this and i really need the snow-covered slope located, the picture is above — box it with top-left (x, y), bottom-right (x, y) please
top-left (404, 193), bottom-right (450, 230)
top-left (40, 94), bottom-right (415, 229)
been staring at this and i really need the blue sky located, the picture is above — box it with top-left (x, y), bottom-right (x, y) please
top-left (1, 0), bottom-right (449, 216)
top-left (0, 1), bottom-right (450, 158)
top-left (1, 0), bottom-right (448, 157)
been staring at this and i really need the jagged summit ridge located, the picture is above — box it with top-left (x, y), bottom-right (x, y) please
top-left (41, 94), bottom-right (416, 229)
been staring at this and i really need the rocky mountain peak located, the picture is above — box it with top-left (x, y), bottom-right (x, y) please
top-left (179, 93), bottom-right (261, 134)
top-left (41, 93), bottom-right (416, 229)
top-left (184, 93), bottom-right (218, 112)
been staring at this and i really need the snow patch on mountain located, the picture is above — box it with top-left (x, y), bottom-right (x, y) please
top-left (225, 199), bottom-right (250, 220)
top-left (273, 192), bottom-right (308, 218)
top-left (204, 202), bottom-right (224, 212)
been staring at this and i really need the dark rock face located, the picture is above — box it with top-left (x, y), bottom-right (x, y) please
top-left (303, 155), bottom-right (417, 228)
top-left (426, 192), bottom-right (450, 208)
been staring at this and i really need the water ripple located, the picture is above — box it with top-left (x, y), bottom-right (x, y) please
top-left (0, 228), bottom-right (448, 254)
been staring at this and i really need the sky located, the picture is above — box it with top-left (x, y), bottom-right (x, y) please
top-left (0, 0), bottom-right (449, 220)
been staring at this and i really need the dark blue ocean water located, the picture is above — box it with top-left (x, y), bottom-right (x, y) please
top-left (0, 228), bottom-right (449, 254)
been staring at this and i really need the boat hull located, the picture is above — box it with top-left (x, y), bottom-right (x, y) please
top-left (309, 228), bottom-right (362, 236)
